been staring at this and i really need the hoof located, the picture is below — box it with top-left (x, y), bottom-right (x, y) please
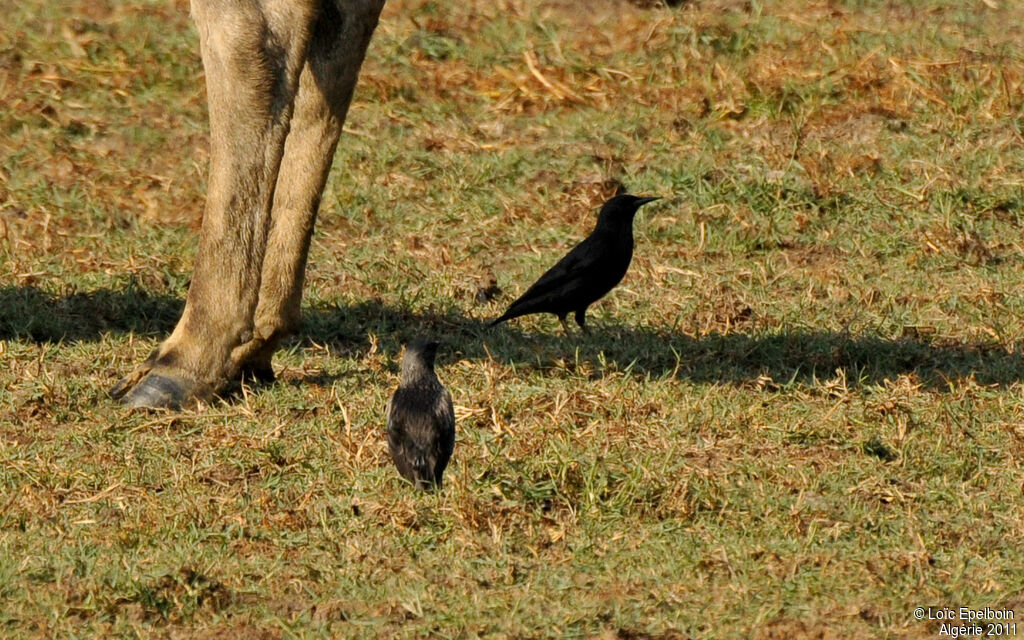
top-left (239, 362), bottom-right (276, 385)
top-left (109, 371), bottom-right (145, 402)
top-left (114, 372), bottom-right (194, 410)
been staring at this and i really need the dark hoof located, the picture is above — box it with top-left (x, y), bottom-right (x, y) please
top-left (115, 373), bottom-right (193, 410)
top-left (239, 362), bottom-right (276, 385)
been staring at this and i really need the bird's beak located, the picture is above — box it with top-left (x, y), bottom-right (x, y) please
top-left (636, 196), bottom-right (661, 207)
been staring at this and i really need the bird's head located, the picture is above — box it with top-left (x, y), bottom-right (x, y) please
top-left (596, 194), bottom-right (660, 228)
top-left (402, 338), bottom-right (440, 379)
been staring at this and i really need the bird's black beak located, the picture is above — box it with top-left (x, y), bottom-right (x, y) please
top-left (636, 196), bottom-right (661, 207)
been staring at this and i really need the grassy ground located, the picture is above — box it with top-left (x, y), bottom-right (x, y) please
top-left (2, 0), bottom-right (1024, 637)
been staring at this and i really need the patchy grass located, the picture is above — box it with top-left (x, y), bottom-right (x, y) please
top-left (3, 0), bottom-right (1024, 637)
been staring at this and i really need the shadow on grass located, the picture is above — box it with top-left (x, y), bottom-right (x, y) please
top-left (302, 300), bottom-right (1024, 389)
top-left (3, 285), bottom-right (1023, 389)
top-left (0, 285), bottom-right (183, 341)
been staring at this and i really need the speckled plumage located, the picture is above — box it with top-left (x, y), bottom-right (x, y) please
top-left (386, 340), bottom-right (455, 491)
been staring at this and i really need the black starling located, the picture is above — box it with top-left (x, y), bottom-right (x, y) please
top-left (489, 194), bottom-right (660, 333)
top-left (386, 339), bottom-right (455, 491)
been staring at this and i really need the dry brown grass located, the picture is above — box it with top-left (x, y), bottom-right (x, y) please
top-left (3, 0), bottom-right (1024, 637)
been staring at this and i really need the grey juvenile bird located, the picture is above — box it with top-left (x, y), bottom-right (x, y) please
top-left (489, 194), bottom-right (660, 333)
top-left (386, 339), bottom-right (455, 491)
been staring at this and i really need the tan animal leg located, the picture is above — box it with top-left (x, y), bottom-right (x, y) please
top-left (236, 1), bottom-right (385, 380)
top-left (112, 0), bottom-right (383, 408)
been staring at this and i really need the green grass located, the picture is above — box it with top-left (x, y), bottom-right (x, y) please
top-left (3, 0), bottom-right (1024, 637)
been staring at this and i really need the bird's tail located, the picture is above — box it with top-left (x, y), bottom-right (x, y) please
top-left (412, 453), bottom-right (438, 491)
top-left (488, 307), bottom-right (524, 327)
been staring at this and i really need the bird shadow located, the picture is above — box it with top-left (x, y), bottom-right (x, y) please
top-left (3, 284), bottom-right (1023, 391)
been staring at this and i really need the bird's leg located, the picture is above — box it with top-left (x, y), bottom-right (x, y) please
top-left (558, 315), bottom-right (572, 336)
top-left (574, 309), bottom-right (590, 334)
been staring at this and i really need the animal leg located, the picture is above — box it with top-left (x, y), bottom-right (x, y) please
top-left (235, 0), bottom-right (386, 379)
top-left (574, 309), bottom-right (590, 334)
top-left (112, 0), bottom-right (320, 408)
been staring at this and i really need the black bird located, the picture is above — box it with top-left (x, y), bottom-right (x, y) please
top-left (386, 339), bottom-right (456, 491)
top-left (489, 194), bottom-right (660, 333)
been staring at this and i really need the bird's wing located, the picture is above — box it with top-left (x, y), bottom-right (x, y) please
top-left (506, 236), bottom-right (602, 308)
top-left (386, 391), bottom-right (415, 452)
top-left (385, 390), bottom-right (417, 482)
top-left (435, 388), bottom-right (456, 446)
top-left (433, 387), bottom-right (456, 484)
top-left (386, 388), bottom-right (414, 437)
top-left (434, 386), bottom-right (455, 423)
top-left (389, 386), bottom-right (448, 447)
